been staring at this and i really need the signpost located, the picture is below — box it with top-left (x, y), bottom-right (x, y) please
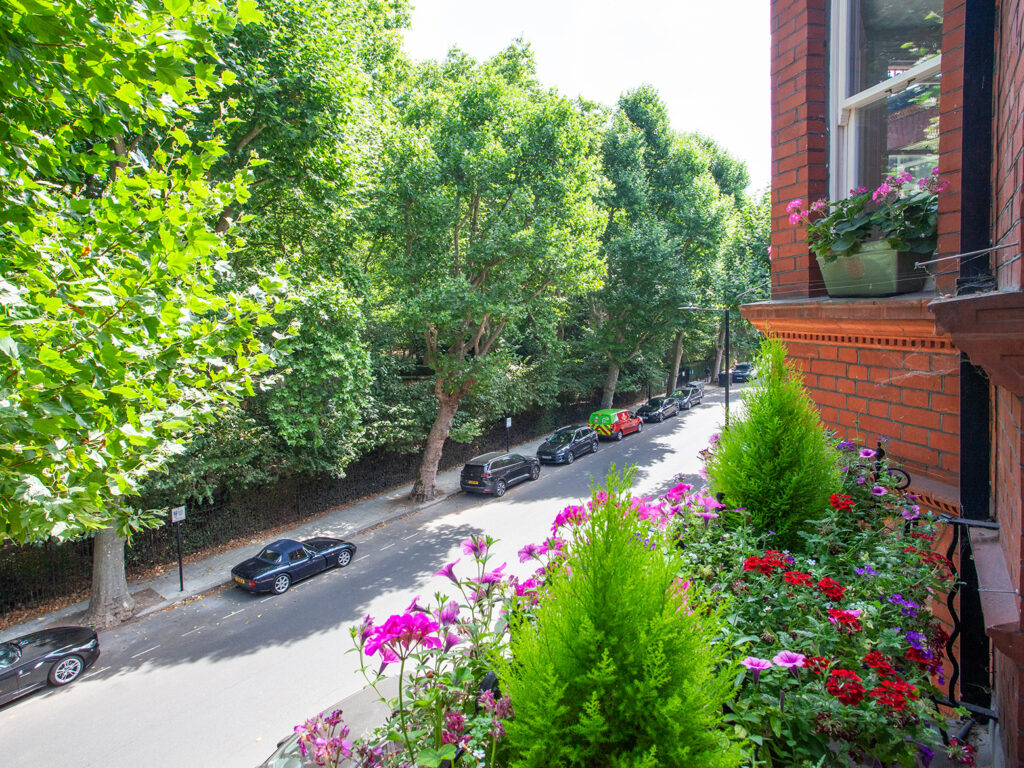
top-left (171, 505), bottom-right (186, 592)
top-left (505, 417), bottom-right (512, 453)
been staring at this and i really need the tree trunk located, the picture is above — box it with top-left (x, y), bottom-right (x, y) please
top-left (411, 391), bottom-right (463, 503)
top-left (667, 331), bottom-right (684, 395)
top-left (600, 361), bottom-right (620, 409)
top-left (85, 526), bottom-right (135, 629)
top-left (712, 322), bottom-right (726, 381)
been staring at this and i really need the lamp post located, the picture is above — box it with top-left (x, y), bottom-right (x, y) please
top-left (679, 305), bottom-right (730, 426)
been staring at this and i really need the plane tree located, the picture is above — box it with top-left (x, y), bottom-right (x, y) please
top-left (366, 44), bottom-right (604, 501)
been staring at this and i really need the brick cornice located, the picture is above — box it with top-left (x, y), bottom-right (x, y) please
top-left (741, 296), bottom-right (958, 353)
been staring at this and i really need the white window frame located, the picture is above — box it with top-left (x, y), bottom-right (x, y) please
top-left (829, 0), bottom-right (942, 200)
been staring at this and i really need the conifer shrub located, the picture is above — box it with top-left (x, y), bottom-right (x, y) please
top-left (705, 337), bottom-right (840, 548)
top-left (500, 469), bottom-right (742, 768)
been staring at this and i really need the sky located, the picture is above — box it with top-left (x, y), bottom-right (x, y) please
top-left (402, 0), bottom-right (772, 191)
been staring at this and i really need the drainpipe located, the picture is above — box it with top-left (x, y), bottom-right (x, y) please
top-left (956, 0), bottom-right (996, 711)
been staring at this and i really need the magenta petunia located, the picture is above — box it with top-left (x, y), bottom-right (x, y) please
top-left (434, 559), bottom-right (460, 583)
top-left (518, 542), bottom-right (542, 562)
top-left (772, 650), bottom-right (806, 669)
top-left (871, 485), bottom-right (887, 496)
top-left (741, 656), bottom-right (774, 671)
top-left (461, 537), bottom-right (487, 557)
top-left (859, 448), bottom-right (877, 459)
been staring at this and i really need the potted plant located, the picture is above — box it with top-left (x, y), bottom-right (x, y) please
top-left (787, 169), bottom-right (948, 297)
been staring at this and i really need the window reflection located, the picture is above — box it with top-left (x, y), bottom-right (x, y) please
top-left (848, 0), bottom-right (943, 95)
top-left (855, 78), bottom-right (940, 191)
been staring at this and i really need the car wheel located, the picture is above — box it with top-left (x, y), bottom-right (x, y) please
top-left (337, 550), bottom-right (352, 567)
top-left (494, 479), bottom-right (507, 497)
top-left (615, 430), bottom-right (624, 441)
top-left (636, 421), bottom-right (643, 433)
top-left (272, 573), bottom-right (291, 594)
top-left (565, 452), bottom-right (574, 465)
top-left (49, 655), bottom-right (84, 686)
top-left (591, 440), bottom-right (598, 454)
top-left (529, 464), bottom-right (540, 480)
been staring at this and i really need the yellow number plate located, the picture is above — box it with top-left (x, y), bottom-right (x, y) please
top-left (467, 480), bottom-right (479, 484)
top-left (234, 576), bottom-right (245, 585)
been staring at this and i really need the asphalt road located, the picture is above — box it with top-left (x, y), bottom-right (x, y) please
top-left (0, 390), bottom-right (730, 768)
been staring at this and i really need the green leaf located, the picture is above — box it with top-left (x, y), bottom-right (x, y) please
top-left (163, 0), bottom-right (189, 17)
top-left (38, 346), bottom-right (79, 376)
top-left (237, 0), bottom-right (264, 23)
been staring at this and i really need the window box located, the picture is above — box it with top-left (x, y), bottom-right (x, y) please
top-left (816, 240), bottom-right (928, 297)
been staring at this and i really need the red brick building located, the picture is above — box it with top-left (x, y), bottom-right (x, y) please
top-left (746, 0), bottom-right (1024, 763)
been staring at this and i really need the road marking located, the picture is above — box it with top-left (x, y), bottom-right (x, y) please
top-left (181, 626), bottom-right (204, 637)
top-left (260, 595), bottom-right (276, 602)
top-left (402, 533), bottom-right (418, 540)
top-left (225, 609), bottom-right (245, 618)
top-left (355, 555), bottom-right (369, 562)
top-left (82, 666), bottom-right (109, 680)
top-left (380, 543), bottom-right (395, 550)
top-left (130, 645), bottom-right (160, 659)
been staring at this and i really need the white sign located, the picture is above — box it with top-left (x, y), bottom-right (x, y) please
top-left (171, 505), bottom-right (186, 523)
top-left (505, 417), bottom-right (512, 428)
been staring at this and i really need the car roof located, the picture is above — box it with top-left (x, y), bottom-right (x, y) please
top-left (553, 424), bottom-right (585, 433)
top-left (266, 539), bottom-right (303, 553)
top-left (589, 409), bottom-right (623, 417)
top-left (467, 451), bottom-right (507, 465)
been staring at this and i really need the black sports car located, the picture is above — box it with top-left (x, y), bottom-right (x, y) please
top-left (0, 626), bottom-right (100, 705)
top-left (636, 396), bottom-right (680, 422)
top-left (231, 537), bottom-right (356, 595)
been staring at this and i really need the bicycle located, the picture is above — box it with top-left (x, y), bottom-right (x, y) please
top-left (870, 441), bottom-right (912, 490)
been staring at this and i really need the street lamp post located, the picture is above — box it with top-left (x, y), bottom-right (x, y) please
top-left (680, 305), bottom-right (730, 427)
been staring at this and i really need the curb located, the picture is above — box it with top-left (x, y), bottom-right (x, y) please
top-left (133, 488), bottom-right (465, 620)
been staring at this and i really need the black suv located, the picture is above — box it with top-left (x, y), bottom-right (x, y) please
top-left (536, 425), bottom-right (599, 464)
top-left (732, 362), bottom-right (753, 382)
top-left (460, 452), bottom-right (540, 497)
top-left (635, 396), bottom-right (680, 423)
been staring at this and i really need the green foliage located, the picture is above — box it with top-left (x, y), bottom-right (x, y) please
top-left (0, 0), bottom-right (287, 541)
top-left (705, 338), bottom-right (841, 548)
top-left (501, 469), bottom-right (742, 768)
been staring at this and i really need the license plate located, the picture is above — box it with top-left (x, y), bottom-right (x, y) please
top-left (467, 480), bottom-right (479, 484)
top-left (234, 576), bottom-right (245, 585)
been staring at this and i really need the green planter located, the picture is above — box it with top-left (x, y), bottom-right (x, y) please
top-left (816, 240), bottom-right (929, 297)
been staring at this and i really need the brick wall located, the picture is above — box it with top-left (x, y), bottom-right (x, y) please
top-left (993, 0), bottom-right (1024, 290)
top-left (769, 0), bottom-right (828, 299)
top-left (935, 0), bottom-right (966, 294)
top-left (742, 299), bottom-right (961, 508)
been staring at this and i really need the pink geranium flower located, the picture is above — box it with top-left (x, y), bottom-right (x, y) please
top-left (364, 612), bottom-right (442, 661)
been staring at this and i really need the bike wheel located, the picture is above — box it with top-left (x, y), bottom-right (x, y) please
top-left (885, 467), bottom-right (911, 491)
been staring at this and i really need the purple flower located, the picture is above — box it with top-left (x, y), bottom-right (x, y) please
top-left (902, 506), bottom-right (920, 521)
top-left (772, 650), bottom-right (806, 669)
top-left (741, 656), bottom-right (773, 684)
top-left (855, 565), bottom-right (877, 577)
top-left (889, 594), bottom-right (920, 617)
top-left (436, 601), bottom-right (459, 626)
top-left (859, 448), bottom-right (877, 459)
top-left (695, 511), bottom-right (719, 524)
top-left (856, 476), bottom-right (867, 485)
top-left (443, 632), bottom-right (461, 652)
top-left (871, 485), bottom-right (887, 496)
top-left (461, 537), bottom-right (487, 557)
top-left (917, 743), bottom-right (935, 768)
top-left (406, 595), bottom-right (424, 613)
top-left (905, 630), bottom-right (927, 650)
top-left (518, 543), bottom-right (542, 562)
top-left (479, 562), bottom-right (507, 584)
top-left (837, 440), bottom-right (856, 451)
top-left (434, 559), bottom-right (460, 583)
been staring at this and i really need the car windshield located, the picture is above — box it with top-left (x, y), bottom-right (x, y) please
top-left (0, 643), bottom-right (20, 668)
top-left (256, 547), bottom-right (283, 564)
top-left (647, 398), bottom-right (667, 406)
top-left (546, 432), bottom-right (573, 444)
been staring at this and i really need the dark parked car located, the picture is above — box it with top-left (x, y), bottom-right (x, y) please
top-left (673, 384), bottom-right (704, 410)
top-left (0, 626), bottom-right (100, 705)
top-left (636, 396), bottom-right (680, 423)
top-left (536, 425), bottom-right (599, 464)
top-left (731, 362), bottom-right (754, 382)
top-left (460, 452), bottom-right (540, 497)
top-left (231, 537), bottom-right (356, 595)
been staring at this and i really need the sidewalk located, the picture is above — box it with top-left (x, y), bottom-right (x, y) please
top-left (0, 432), bottom-right (557, 643)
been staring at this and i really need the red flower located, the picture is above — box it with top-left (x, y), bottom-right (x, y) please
top-left (802, 656), bottom-right (831, 674)
top-left (905, 647), bottom-right (942, 674)
top-left (829, 493), bottom-right (854, 511)
top-left (862, 650), bottom-right (896, 676)
top-left (826, 668), bottom-right (866, 706)
top-left (909, 531), bottom-right (935, 541)
top-left (783, 570), bottom-right (813, 587)
top-left (828, 608), bottom-right (862, 632)
top-left (743, 551), bottom-right (789, 575)
top-left (929, 625), bottom-right (950, 651)
top-left (868, 680), bottom-right (920, 712)
top-left (816, 576), bottom-right (846, 601)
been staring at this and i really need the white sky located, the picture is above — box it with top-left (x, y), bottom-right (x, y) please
top-left (402, 0), bottom-right (772, 191)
